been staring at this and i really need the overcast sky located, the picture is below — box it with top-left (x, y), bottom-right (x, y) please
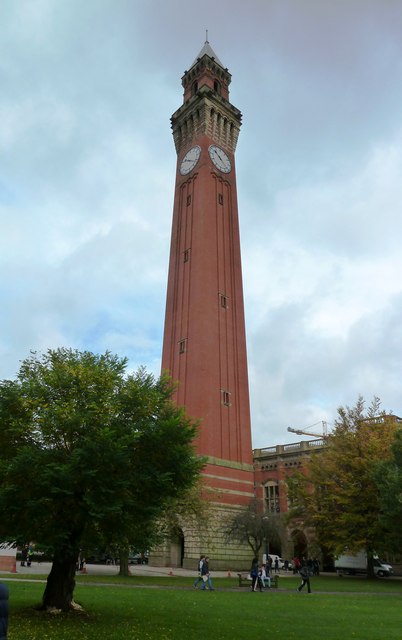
top-left (2, 0), bottom-right (402, 448)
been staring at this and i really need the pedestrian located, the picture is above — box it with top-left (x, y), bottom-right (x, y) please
top-left (20, 547), bottom-right (27, 567)
top-left (192, 555), bottom-right (205, 589)
top-left (266, 555), bottom-right (273, 575)
top-left (250, 557), bottom-right (259, 591)
top-left (260, 564), bottom-right (271, 589)
top-left (0, 582), bottom-right (9, 640)
top-left (274, 557), bottom-right (279, 573)
top-left (297, 562), bottom-right (312, 593)
top-left (200, 556), bottom-right (214, 590)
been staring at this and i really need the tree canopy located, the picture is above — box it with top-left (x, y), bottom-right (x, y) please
top-left (286, 397), bottom-right (400, 576)
top-left (224, 499), bottom-right (283, 559)
top-left (0, 348), bottom-right (203, 609)
top-left (374, 428), bottom-right (402, 552)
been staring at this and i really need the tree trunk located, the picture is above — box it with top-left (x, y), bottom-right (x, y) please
top-left (41, 547), bottom-right (78, 611)
top-left (119, 547), bottom-right (130, 577)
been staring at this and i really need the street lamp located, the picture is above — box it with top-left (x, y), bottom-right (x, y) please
top-left (262, 515), bottom-right (269, 565)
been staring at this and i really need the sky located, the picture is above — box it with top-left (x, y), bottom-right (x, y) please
top-left (2, 0), bottom-right (402, 448)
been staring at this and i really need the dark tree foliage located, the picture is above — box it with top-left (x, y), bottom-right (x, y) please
top-left (0, 349), bottom-right (202, 610)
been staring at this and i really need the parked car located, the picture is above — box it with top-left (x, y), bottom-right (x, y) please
top-left (129, 552), bottom-right (149, 565)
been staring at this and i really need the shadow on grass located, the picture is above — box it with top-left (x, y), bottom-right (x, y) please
top-left (5, 577), bottom-right (402, 640)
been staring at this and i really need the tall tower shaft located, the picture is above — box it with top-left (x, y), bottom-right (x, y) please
top-left (162, 42), bottom-right (253, 511)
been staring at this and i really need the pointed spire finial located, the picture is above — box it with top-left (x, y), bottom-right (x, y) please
top-left (190, 37), bottom-right (224, 68)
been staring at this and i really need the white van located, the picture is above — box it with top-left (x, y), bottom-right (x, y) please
top-left (263, 554), bottom-right (290, 570)
top-left (335, 551), bottom-right (393, 577)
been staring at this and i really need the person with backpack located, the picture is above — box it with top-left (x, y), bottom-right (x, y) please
top-left (250, 557), bottom-right (259, 591)
top-left (297, 561), bottom-right (312, 593)
top-left (192, 555), bottom-right (205, 589)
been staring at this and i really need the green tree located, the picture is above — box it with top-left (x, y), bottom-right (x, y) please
top-left (374, 429), bottom-right (402, 552)
top-left (286, 397), bottom-right (399, 577)
top-left (0, 348), bottom-right (203, 610)
top-left (224, 499), bottom-right (283, 559)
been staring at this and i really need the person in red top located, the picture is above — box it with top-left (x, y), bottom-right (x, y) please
top-left (293, 556), bottom-right (301, 575)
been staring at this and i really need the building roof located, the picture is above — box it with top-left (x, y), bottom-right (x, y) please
top-left (190, 40), bottom-right (224, 69)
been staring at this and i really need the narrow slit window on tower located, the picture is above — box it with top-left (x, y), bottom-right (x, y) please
top-left (218, 193), bottom-right (224, 205)
top-left (221, 389), bottom-right (231, 406)
top-left (183, 248), bottom-right (190, 263)
top-left (219, 293), bottom-right (229, 309)
top-left (214, 80), bottom-right (221, 94)
top-left (187, 194), bottom-right (192, 206)
top-left (179, 339), bottom-right (187, 354)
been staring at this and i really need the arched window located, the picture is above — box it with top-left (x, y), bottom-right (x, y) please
top-left (264, 482), bottom-right (280, 513)
top-left (214, 80), bottom-right (221, 94)
top-left (192, 81), bottom-right (198, 95)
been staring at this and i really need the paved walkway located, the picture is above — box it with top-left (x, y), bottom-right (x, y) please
top-left (6, 561), bottom-right (294, 580)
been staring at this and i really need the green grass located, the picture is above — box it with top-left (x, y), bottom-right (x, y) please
top-left (4, 575), bottom-right (402, 640)
top-left (7, 570), bottom-right (402, 593)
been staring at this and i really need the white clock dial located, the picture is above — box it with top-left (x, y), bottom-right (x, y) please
top-left (208, 145), bottom-right (231, 173)
top-left (180, 145), bottom-right (201, 175)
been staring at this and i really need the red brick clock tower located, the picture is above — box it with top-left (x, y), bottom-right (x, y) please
top-left (161, 41), bottom-right (254, 567)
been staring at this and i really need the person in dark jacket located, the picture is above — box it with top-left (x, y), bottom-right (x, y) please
top-left (200, 556), bottom-right (214, 590)
top-left (297, 562), bottom-right (312, 593)
top-left (250, 557), bottom-right (259, 591)
top-left (20, 547), bottom-right (27, 567)
top-left (192, 555), bottom-right (205, 589)
top-left (0, 582), bottom-right (9, 640)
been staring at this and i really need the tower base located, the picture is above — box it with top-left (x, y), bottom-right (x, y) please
top-left (150, 503), bottom-right (256, 572)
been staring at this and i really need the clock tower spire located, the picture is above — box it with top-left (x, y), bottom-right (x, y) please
top-left (161, 42), bottom-right (254, 568)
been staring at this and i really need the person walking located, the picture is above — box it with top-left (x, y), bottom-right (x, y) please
top-left (200, 556), bottom-right (214, 590)
top-left (192, 555), bottom-right (205, 589)
top-left (250, 557), bottom-right (259, 591)
top-left (297, 562), bottom-right (312, 593)
top-left (20, 546), bottom-right (27, 567)
top-left (0, 582), bottom-right (9, 640)
top-left (293, 556), bottom-right (301, 575)
top-left (266, 555), bottom-right (273, 575)
top-left (313, 558), bottom-right (320, 576)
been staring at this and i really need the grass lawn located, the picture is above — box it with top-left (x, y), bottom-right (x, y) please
top-left (4, 575), bottom-right (402, 640)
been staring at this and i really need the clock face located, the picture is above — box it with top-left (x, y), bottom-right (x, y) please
top-left (208, 145), bottom-right (231, 173)
top-left (180, 145), bottom-right (201, 175)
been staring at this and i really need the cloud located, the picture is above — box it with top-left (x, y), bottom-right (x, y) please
top-left (245, 131), bottom-right (402, 445)
top-left (2, 0), bottom-right (402, 450)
